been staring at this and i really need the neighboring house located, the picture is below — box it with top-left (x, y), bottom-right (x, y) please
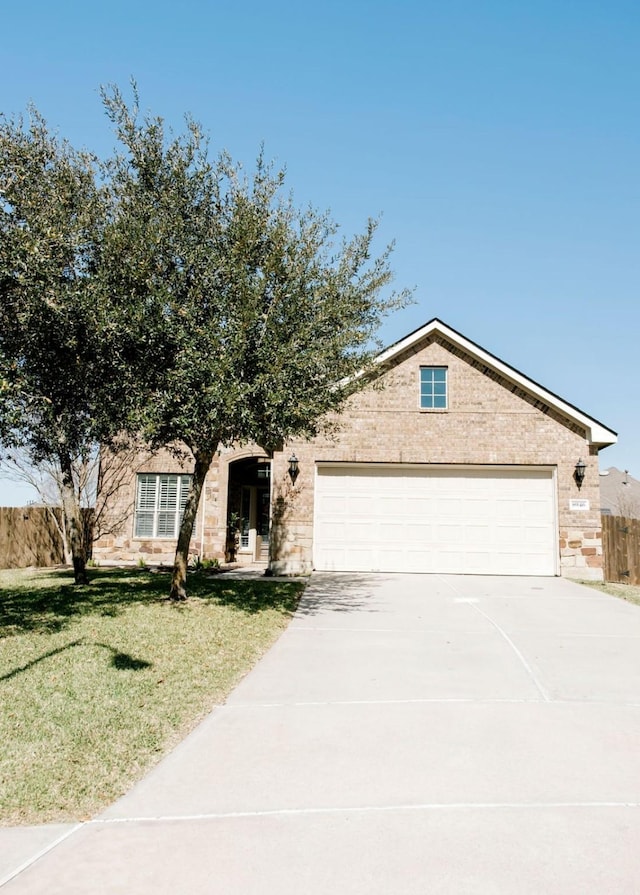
top-left (94, 318), bottom-right (617, 581)
top-left (599, 467), bottom-right (640, 519)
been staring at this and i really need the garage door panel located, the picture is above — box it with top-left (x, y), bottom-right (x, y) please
top-left (314, 465), bottom-right (557, 576)
top-left (437, 523), bottom-right (466, 544)
top-left (437, 498), bottom-right (466, 516)
top-left (495, 499), bottom-right (525, 521)
top-left (524, 528), bottom-right (553, 548)
top-left (379, 524), bottom-right (407, 543)
top-left (339, 547), bottom-right (370, 570)
top-left (462, 552), bottom-right (492, 573)
top-left (406, 542), bottom-right (438, 562)
top-left (400, 494), bottom-right (438, 519)
top-left (347, 494), bottom-right (372, 511)
top-left (464, 525), bottom-right (492, 546)
top-left (411, 522), bottom-right (435, 540)
top-left (523, 506), bottom-right (553, 524)
top-left (494, 553), bottom-right (524, 573)
top-left (377, 549), bottom-right (406, 568)
top-left (379, 497), bottom-right (408, 515)
top-left (405, 551), bottom-right (434, 572)
top-left (498, 530), bottom-right (523, 549)
top-left (317, 495), bottom-right (346, 514)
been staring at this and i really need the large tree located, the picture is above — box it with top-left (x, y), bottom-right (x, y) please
top-left (0, 110), bottom-right (142, 583)
top-left (101, 86), bottom-right (412, 599)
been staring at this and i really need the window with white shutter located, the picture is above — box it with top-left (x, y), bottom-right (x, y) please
top-left (134, 473), bottom-right (193, 538)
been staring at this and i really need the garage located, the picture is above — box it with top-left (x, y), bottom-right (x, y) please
top-left (313, 464), bottom-right (558, 576)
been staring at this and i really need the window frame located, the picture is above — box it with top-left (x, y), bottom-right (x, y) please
top-left (419, 366), bottom-right (448, 410)
top-left (134, 473), bottom-right (193, 539)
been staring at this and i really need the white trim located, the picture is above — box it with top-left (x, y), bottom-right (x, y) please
top-left (375, 319), bottom-right (617, 447)
top-left (551, 465), bottom-right (560, 575)
top-left (419, 365), bottom-right (448, 411)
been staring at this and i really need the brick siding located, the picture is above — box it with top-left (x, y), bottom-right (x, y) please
top-left (94, 334), bottom-right (605, 579)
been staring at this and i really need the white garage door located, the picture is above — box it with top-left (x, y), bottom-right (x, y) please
top-left (314, 465), bottom-right (557, 576)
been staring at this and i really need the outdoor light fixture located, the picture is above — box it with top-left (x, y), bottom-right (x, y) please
top-left (288, 454), bottom-right (299, 484)
top-left (574, 458), bottom-right (586, 489)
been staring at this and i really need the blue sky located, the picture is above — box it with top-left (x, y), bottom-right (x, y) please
top-left (1, 0), bottom-right (639, 504)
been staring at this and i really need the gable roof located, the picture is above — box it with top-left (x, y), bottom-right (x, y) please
top-left (376, 318), bottom-right (617, 449)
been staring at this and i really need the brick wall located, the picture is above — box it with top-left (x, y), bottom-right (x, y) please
top-left (271, 335), bottom-right (604, 579)
top-left (94, 447), bottom-right (202, 565)
top-left (95, 334), bottom-right (606, 579)
top-left (94, 445), bottom-right (266, 566)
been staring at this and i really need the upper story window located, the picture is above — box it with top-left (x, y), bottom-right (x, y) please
top-left (420, 366), bottom-right (448, 409)
top-left (134, 473), bottom-right (192, 538)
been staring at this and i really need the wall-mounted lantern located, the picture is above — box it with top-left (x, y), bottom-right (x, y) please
top-left (288, 454), bottom-right (299, 484)
top-left (574, 458), bottom-right (586, 490)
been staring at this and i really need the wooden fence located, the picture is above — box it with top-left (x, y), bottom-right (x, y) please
top-left (0, 506), bottom-right (65, 569)
top-left (602, 514), bottom-right (640, 586)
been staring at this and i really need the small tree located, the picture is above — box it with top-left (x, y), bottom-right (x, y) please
top-left (0, 443), bottom-right (145, 562)
top-left (0, 449), bottom-right (82, 563)
top-left (0, 109), bottom-right (143, 583)
top-left (102, 86), bottom-right (412, 599)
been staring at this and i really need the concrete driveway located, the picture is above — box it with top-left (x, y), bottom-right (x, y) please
top-left (3, 573), bottom-right (640, 893)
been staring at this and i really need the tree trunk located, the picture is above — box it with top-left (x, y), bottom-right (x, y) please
top-left (47, 504), bottom-right (72, 565)
top-left (58, 451), bottom-right (89, 585)
top-left (60, 514), bottom-right (72, 565)
top-left (169, 447), bottom-right (215, 600)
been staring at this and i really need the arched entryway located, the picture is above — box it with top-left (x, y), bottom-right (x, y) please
top-left (227, 457), bottom-right (271, 564)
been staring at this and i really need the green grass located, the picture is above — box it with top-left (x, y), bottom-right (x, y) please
top-left (579, 578), bottom-right (640, 608)
top-left (0, 567), bottom-right (304, 826)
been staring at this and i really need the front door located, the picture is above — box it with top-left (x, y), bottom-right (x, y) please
top-left (230, 458), bottom-right (271, 563)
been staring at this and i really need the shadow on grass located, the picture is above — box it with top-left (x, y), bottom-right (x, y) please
top-left (0, 637), bottom-right (152, 682)
top-left (110, 650), bottom-right (153, 671)
top-left (0, 568), bottom-right (304, 636)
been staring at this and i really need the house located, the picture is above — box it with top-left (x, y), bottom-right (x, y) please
top-left (93, 319), bottom-right (617, 580)
top-left (599, 467), bottom-right (640, 519)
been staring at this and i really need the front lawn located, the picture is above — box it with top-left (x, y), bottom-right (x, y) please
top-left (0, 567), bottom-right (304, 825)
top-left (579, 578), bottom-right (640, 607)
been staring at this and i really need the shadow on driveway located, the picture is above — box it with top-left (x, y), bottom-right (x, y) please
top-left (296, 572), bottom-right (386, 616)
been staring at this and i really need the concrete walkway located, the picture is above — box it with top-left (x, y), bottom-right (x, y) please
top-left (3, 573), bottom-right (640, 893)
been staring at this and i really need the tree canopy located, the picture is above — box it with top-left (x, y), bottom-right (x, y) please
top-left (0, 111), bottom-right (115, 581)
top-left (0, 107), bottom-right (154, 582)
top-left (0, 112), bottom-right (104, 453)
top-left (1, 85), bottom-right (412, 596)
